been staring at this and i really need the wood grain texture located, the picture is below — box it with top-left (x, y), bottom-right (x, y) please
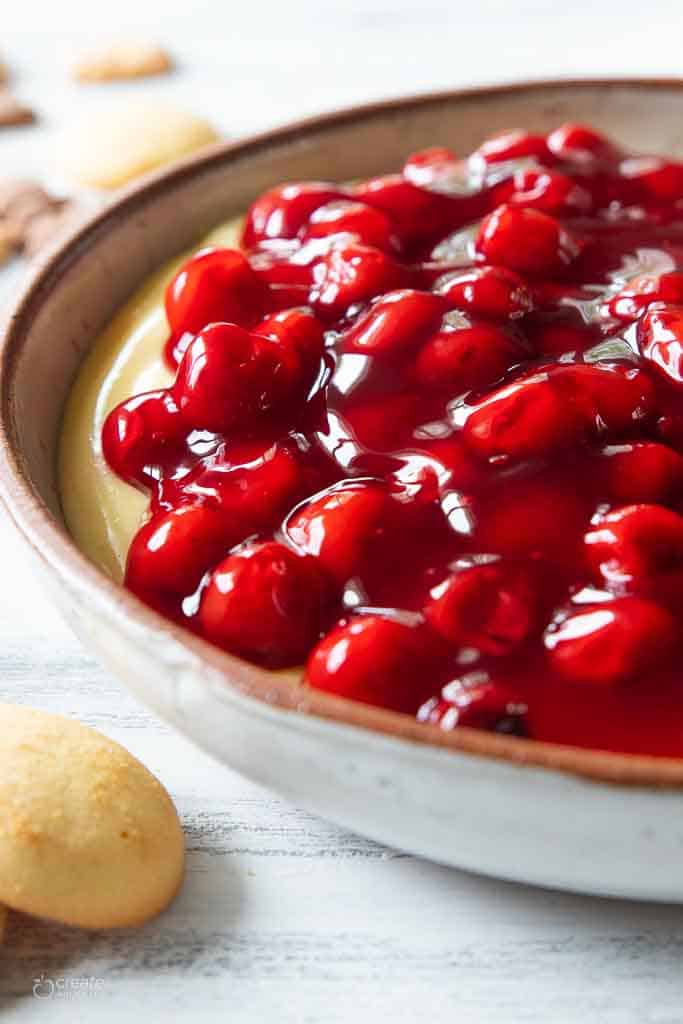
top-left (3, 3), bottom-right (683, 1018)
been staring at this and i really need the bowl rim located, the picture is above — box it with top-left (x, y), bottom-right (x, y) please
top-left (4, 76), bottom-right (683, 788)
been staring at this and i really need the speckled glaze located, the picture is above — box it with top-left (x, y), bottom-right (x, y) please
top-left (4, 81), bottom-right (683, 901)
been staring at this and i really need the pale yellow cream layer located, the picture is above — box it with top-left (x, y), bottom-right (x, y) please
top-left (59, 218), bottom-right (242, 582)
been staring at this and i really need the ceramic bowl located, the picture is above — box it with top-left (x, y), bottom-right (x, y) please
top-left (3, 79), bottom-right (683, 902)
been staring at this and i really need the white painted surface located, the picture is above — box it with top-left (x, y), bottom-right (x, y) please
top-left (3, 3), bottom-right (683, 1018)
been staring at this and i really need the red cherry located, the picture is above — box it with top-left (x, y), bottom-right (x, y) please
top-left (638, 305), bottom-right (683, 385)
top-left (199, 540), bottom-right (329, 667)
top-left (474, 476), bottom-right (589, 567)
top-left (355, 174), bottom-right (473, 247)
top-left (604, 272), bottom-right (683, 323)
top-left (284, 479), bottom-right (388, 585)
top-left (599, 442), bottom-right (683, 504)
top-left (415, 314), bottom-right (520, 393)
top-left (301, 200), bottom-right (397, 252)
top-left (545, 598), bottom-right (677, 687)
top-left (164, 247), bottom-right (268, 340)
top-left (102, 389), bottom-right (185, 486)
top-left (620, 156), bottom-right (683, 202)
top-left (435, 265), bottom-right (533, 321)
top-left (424, 560), bottom-right (537, 655)
top-left (305, 613), bottom-right (441, 713)
top-left (503, 167), bottom-right (592, 214)
top-left (462, 371), bottom-right (581, 462)
top-left (246, 243), bottom-right (313, 310)
top-left (572, 364), bottom-right (655, 433)
top-left (474, 130), bottom-right (550, 165)
top-left (475, 204), bottom-right (579, 276)
top-left (584, 503), bottom-right (683, 591)
top-left (546, 123), bottom-right (618, 163)
top-left (463, 364), bottom-right (653, 463)
top-left (125, 506), bottom-right (241, 615)
top-left (402, 147), bottom-right (461, 188)
top-left (242, 182), bottom-right (349, 247)
top-left (418, 673), bottom-right (528, 734)
top-left (247, 235), bottom-right (362, 313)
top-left (254, 306), bottom-right (325, 374)
top-left (309, 242), bottom-right (406, 321)
top-left (341, 289), bottom-right (446, 355)
top-left (173, 322), bottom-right (291, 434)
top-left (157, 440), bottom-right (307, 530)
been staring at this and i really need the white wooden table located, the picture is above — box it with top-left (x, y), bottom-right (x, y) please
top-left (3, 3), bottom-right (683, 1019)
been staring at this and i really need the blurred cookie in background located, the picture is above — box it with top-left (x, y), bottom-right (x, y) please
top-left (73, 42), bottom-right (174, 83)
top-left (0, 90), bottom-right (35, 127)
top-left (62, 101), bottom-right (219, 188)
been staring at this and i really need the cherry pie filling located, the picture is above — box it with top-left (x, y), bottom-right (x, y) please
top-left (102, 123), bottom-right (683, 757)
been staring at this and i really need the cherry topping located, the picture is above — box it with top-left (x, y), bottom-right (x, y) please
top-left (102, 389), bottom-right (184, 487)
top-left (173, 322), bottom-right (293, 434)
top-left (199, 540), bottom-right (329, 667)
top-left (253, 306), bottom-right (325, 374)
top-left (156, 439), bottom-right (308, 529)
top-left (599, 442), bottom-right (683, 504)
top-left (545, 598), bottom-right (677, 687)
top-left (584, 503), bottom-right (683, 592)
top-left (341, 289), bottom-right (446, 355)
top-left (356, 175), bottom-right (476, 248)
top-left (475, 204), bottom-right (579, 276)
top-left (620, 156), bottom-right (683, 202)
top-left (415, 314), bottom-right (520, 393)
top-left (301, 199), bottom-right (398, 252)
top-left (105, 123), bottom-right (683, 756)
top-left (474, 476), bottom-right (589, 568)
top-left (165, 247), bottom-right (268, 343)
top-left (339, 391), bottom-right (421, 450)
top-left (126, 506), bottom-right (239, 616)
top-left (246, 239), bottom-right (314, 309)
top-left (242, 182), bottom-right (349, 247)
top-left (402, 147), bottom-right (461, 189)
top-left (502, 167), bottom-right (592, 214)
top-left (462, 364), bottom-right (653, 463)
top-left (527, 321), bottom-right (599, 357)
top-left (424, 559), bottom-right (537, 655)
top-left (638, 305), bottom-right (683, 385)
top-left (418, 673), bottom-right (528, 735)
top-left (546, 123), bottom-right (618, 164)
top-left (309, 241), bottom-right (406, 320)
top-left (605, 272), bottom-right (683, 323)
top-left (305, 613), bottom-right (441, 713)
top-left (474, 130), bottom-right (550, 166)
top-left (435, 265), bottom-right (533, 321)
top-left (284, 479), bottom-right (388, 585)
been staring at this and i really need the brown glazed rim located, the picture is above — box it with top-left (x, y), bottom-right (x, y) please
top-left (3, 78), bottom-right (683, 789)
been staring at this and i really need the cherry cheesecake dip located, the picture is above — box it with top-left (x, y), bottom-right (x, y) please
top-left (61, 123), bottom-right (683, 757)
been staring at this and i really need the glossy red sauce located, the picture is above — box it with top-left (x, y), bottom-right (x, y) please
top-left (103, 123), bottom-right (683, 756)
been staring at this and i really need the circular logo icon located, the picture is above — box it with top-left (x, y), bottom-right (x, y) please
top-left (33, 975), bottom-right (55, 999)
